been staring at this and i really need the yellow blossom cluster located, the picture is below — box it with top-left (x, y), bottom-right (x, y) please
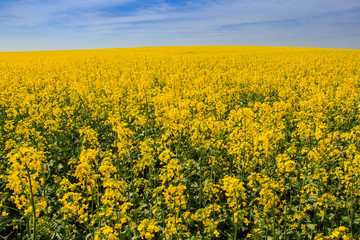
top-left (0, 46), bottom-right (359, 239)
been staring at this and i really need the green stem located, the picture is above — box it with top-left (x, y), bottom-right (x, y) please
top-left (91, 192), bottom-right (95, 240)
top-left (272, 190), bottom-right (276, 240)
top-left (26, 217), bottom-right (31, 240)
top-left (25, 165), bottom-right (37, 240)
top-left (233, 212), bottom-right (238, 240)
top-left (174, 212), bottom-right (178, 239)
top-left (234, 199), bottom-right (238, 240)
top-left (349, 176), bottom-right (354, 235)
top-left (199, 156), bottom-right (203, 207)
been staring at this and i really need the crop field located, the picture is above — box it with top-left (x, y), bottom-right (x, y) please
top-left (0, 46), bottom-right (360, 239)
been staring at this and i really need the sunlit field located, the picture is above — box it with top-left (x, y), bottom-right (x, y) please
top-left (0, 46), bottom-right (359, 239)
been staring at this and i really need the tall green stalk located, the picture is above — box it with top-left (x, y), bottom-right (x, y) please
top-left (25, 165), bottom-right (37, 240)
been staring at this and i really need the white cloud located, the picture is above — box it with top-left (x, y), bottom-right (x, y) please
top-left (0, 0), bottom-right (359, 50)
top-left (0, 0), bottom-right (134, 26)
top-left (2, 0), bottom-right (360, 29)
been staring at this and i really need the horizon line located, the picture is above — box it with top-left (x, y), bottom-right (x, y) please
top-left (1, 44), bottom-right (359, 53)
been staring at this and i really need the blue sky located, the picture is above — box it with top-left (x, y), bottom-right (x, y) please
top-left (0, 0), bottom-right (359, 51)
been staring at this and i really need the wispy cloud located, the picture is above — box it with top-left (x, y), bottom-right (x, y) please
top-left (0, 0), bottom-right (133, 26)
top-left (0, 0), bottom-right (359, 50)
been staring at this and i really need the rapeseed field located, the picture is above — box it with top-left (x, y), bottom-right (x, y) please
top-left (0, 46), bottom-right (359, 239)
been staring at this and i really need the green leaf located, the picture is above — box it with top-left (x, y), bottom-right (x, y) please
top-left (342, 216), bottom-right (351, 223)
top-left (307, 224), bottom-right (316, 230)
